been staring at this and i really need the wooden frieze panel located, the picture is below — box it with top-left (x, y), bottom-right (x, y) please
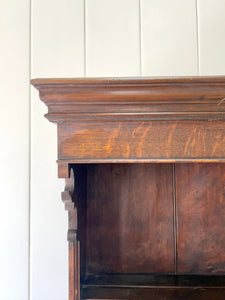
top-left (58, 120), bottom-right (225, 162)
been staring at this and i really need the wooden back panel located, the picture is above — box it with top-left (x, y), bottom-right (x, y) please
top-left (176, 163), bottom-right (225, 275)
top-left (82, 163), bottom-right (225, 276)
top-left (86, 164), bottom-right (175, 274)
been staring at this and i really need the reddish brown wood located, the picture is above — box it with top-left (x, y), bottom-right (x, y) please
top-left (58, 120), bottom-right (225, 162)
top-left (62, 167), bottom-right (80, 300)
top-left (31, 77), bottom-right (225, 299)
top-left (68, 241), bottom-right (80, 300)
top-left (58, 162), bottom-right (70, 178)
top-left (69, 242), bottom-right (76, 300)
top-left (30, 77), bottom-right (225, 123)
top-left (176, 163), bottom-right (225, 275)
top-left (86, 164), bottom-right (174, 274)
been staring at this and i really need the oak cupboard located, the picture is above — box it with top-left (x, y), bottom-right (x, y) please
top-left (31, 77), bottom-right (225, 300)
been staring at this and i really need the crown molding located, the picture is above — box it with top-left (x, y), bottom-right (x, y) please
top-left (31, 76), bottom-right (225, 122)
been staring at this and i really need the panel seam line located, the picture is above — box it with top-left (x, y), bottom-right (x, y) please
top-left (139, 0), bottom-right (143, 76)
top-left (28, 0), bottom-right (32, 299)
top-left (84, 0), bottom-right (87, 77)
top-left (196, 0), bottom-right (200, 75)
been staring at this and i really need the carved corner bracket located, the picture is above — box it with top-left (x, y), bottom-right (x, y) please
top-left (61, 167), bottom-right (77, 242)
top-left (60, 163), bottom-right (80, 300)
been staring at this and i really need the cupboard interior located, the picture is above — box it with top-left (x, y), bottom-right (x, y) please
top-left (72, 163), bottom-right (225, 298)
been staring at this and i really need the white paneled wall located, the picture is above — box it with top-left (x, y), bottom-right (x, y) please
top-left (141, 0), bottom-right (198, 76)
top-left (198, 0), bottom-right (225, 75)
top-left (1, 0), bottom-right (225, 299)
top-left (86, 0), bottom-right (140, 76)
top-left (31, 1), bottom-right (84, 299)
top-left (0, 1), bottom-right (30, 299)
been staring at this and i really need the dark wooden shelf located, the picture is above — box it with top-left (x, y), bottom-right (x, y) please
top-left (81, 275), bottom-right (225, 299)
top-left (81, 287), bottom-right (225, 300)
top-left (83, 274), bottom-right (225, 287)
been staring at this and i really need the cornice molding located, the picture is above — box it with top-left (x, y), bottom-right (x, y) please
top-left (31, 76), bottom-right (225, 122)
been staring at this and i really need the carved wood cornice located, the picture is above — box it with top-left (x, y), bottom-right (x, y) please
top-left (31, 77), bottom-right (225, 122)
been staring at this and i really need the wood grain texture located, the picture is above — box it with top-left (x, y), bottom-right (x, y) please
top-left (31, 77), bottom-right (225, 122)
top-left (86, 164), bottom-right (174, 274)
top-left (176, 163), bottom-right (225, 274)
top-left (58, 121), bottom-right (225, 161)
top-left (31, 77), bottom-right (225, 299)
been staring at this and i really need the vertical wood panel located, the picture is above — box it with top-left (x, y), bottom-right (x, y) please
top-left (86, 0), bottom-right (140, 76)
top-left (0, 1), bottom-right (29, 299)
top-left (86, 164), bottom-right (175, 274)
top-left (176, 164), bottom-right (225, 274)
top-left (141, 0), bottom-right (198, 76)
top-left (31, 1), bottom-right (84, 299)
top-left (198, 0), bottom-right (225, 75)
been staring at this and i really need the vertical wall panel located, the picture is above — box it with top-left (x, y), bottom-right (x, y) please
top-left (141, 0), bottom-right (198, 76)
top-left (198, 0), bottom-right (225, 75)
top-left (31, 0), bottom-right (84, 299)
top-left (32, 0), bottom-right (84, 77)
top-left (0, 1), bottom-right (29, 299)
top-left (86, 0), bottom-right (140, 76)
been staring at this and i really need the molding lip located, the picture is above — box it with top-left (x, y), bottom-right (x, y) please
top-left (57, 158), bottom-right (225, 163)
top-left (31, 76), bottom-right (225, 123)
top-left (45, 112), bottom-right (225, 123)
top-left (31, 76), bottom-right (225, 86)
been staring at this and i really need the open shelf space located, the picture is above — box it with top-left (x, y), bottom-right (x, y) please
top-left (71, 162), bottom-right (225, 299)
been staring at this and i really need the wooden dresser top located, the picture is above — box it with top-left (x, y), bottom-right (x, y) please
top-left (31, 76), bottom-right (225, 166)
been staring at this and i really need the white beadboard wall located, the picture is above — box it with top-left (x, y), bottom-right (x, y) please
top-left (1, 0), bottom-right (225, 299)
top-left (30, 1), bottom-right (84, 299)
top-left (0, 1), bottom-right (30, 299)
top-left (141, 0), bottom-right (198, 75)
